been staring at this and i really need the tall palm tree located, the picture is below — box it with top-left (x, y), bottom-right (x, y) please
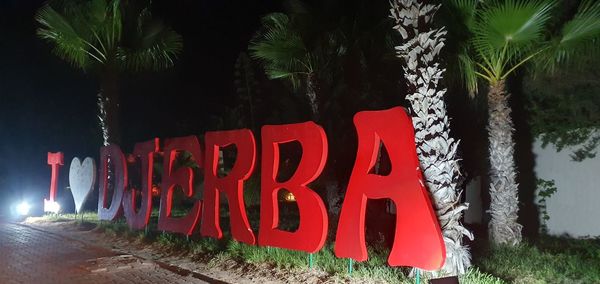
top-left (36, 0), bottom-right (182, 145)
top-left (444, 0), bottom-right (600, 245)
top-left (390, 0), bottom-right (472, 276)
top-left (250, 0), bottom-right (398, 122)
top-left (249, 0), bottom-right (401, 237)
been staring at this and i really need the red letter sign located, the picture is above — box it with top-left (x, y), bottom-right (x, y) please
top-left (46, 152), bottom-right (64, 202)
top-left (158, 136), bottom-right (203, 235)
top-left (44, 152), bottom-right (64, 213)
top-left (123, 138), bottom-right (159, 230)
top-left (258, 122), bottom-right (328, 253)
top-left (334, 107), bottom-right (445, 270)
top-left (201, 130), bottom-right (256, 244)
top-left (98, 145), bottom-right (127, 221)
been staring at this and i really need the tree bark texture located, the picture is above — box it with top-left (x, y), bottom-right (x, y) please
top-left (391, 0), bottom-right (472, 276)
top-left (486, 80), bottom-right (522, 246)
top-left (98, 68), bottom-right (121, 146)
top-left (306, 73), bottom-right (320, 122)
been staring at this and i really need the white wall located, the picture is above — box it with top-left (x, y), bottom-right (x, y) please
top-left (464, 177), bottom-right (482, 224)
top-left (533, 138), bottom-right (600, 237)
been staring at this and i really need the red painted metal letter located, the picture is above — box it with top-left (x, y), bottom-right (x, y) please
top-left (123, 138), bottom-right (159, 230)
top-left (46, 152), bottom-right (64, 202)
top-left (158, 136), bottom-right (203, 235)
top-left (258, 122), bottom-right (328, 253)
top-left (201, 129), bottom-right (256, 244)
top-left (44, 152), bottom-right (64, 213)
top-left (334, 107), bottom-right (446, 270)
top-left (98, 145), bottom-right (127, 221)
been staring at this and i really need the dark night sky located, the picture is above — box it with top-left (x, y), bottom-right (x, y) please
top-left (0, 0), bottom-right (280, 210)
top-left (0, 0), bottom-right (491, 216)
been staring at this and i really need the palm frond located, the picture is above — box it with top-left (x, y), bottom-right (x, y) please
top-left (118, 25), bottom-right (182, 72)
top-left (439, 0), bottom-right (480, 93)
top-left (249, 13), bottom-right (310, 89)
top-left (448, 0), bottom-right (479, 31)
top-left (93, 0), bottom-right (122, 53)
top-left (474, 0), bottom-right (555, 49)
top-left (36, 4), bottom-right (91, 69)
top-left (458, 51), bottom-right (479, 97)
top-left (535, 0), bottom-right (600, 74)
top-left (472, 0), bottom-right (556, 81)
top-left (38, 0), bottom-right (181, 73)
top-left (87, 0), bottom-right (109, 26)
top-left (118, 3), bottom-right (182, 72)
top-left (36, 0), bottom-right (125, 69)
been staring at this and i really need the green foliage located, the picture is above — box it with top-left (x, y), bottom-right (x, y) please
top-left (525, 66), bottom-right (600, 161)
top-left (56, 213), bottom-right (600, 283)
top-left (36, 0), bottom-right (182, 72)
top-left (249, 0), bottom-right (388, 95)
top-left (242, 175), bottom-right (261, 207)
top-left (475, 0), bottom-right (554, 85)
top-left (473, 0), bottom-right (554, 59)
top-left (249, 12), bottom-right (311, 90)
top-left (477, 237), bottom-right (600, 283)
top-left (443, 0), bottom-right (600, 93)
top-left (535, 178), bottom-right (557, 233)
top-left (459, 268), bottom-right (505, 284)
top-left (535, 0), bottom-right (600, 74)
top-left (226, 242), bottom-right (412, 283)
top-left (157, 232), bottom-right (191, 249)
top-left (570, 136), bottom-right (600, 161)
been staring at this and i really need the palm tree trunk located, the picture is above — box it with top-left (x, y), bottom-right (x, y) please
top-left (486, 80), bottom-right (522, 245)
top-left (306, 73), bottom-right (320, 122)
top-left (98, 67), bottom-right (121, 146)
top-left (97, 92), bottom-right (110, 146)
top-left (306, 72), bottom-right (341, 234)
top-left (391, 0), bottom-right (472, 276)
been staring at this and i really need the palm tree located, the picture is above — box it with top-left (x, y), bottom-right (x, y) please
top-left (249, 12), bottom-right (324, 122)
top-left (36, 0), bottom-right (182, 145)
top-left (249, 0), bottom-right (400, 237)
top-left (444, 0), bottom-right (600, 245)
top-left (390, 0), bottom-right (472, 276)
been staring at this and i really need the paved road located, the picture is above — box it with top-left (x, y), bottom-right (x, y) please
top-left (0, 221), bottom-right (210, 284)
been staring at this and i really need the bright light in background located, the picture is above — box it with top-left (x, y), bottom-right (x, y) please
top-left (16, 202), bottom-right (31, 216)
top-left (43, 199), bottom-right (60, 214)
top-left (283, 192), bottom-right (296, 202)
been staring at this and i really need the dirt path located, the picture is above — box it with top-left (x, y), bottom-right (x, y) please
top-left (0, 220), bottom-right (212, 284)
top-left (23, 219), bottom-right (347, 284)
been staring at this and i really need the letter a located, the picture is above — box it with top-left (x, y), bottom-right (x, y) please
top-left (258, 122), bottom-right (328, 253)
top-left (334, 107), bottom-right (445, 270)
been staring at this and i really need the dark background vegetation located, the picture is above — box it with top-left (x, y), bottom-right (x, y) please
top-left (0, 0), bottom-right (281, 210)
top-left (1, 0), bottom-right (598, 243)
top-left (0, 0), bottom-right (406, 213)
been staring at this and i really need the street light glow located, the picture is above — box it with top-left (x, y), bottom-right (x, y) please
top-left (16, 202), bottom-right (31, 216)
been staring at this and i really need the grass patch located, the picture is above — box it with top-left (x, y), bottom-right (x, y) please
top-left (225, 241), bottom-right (412, 283)
top-left (460, 268), bottom-right (505, 284)
top-left (41, 211), bottom-right (99, 222)
top-left (33, 212), bottom-right (600, 283)
top-left (476, 236), bottom-right (600, 283)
